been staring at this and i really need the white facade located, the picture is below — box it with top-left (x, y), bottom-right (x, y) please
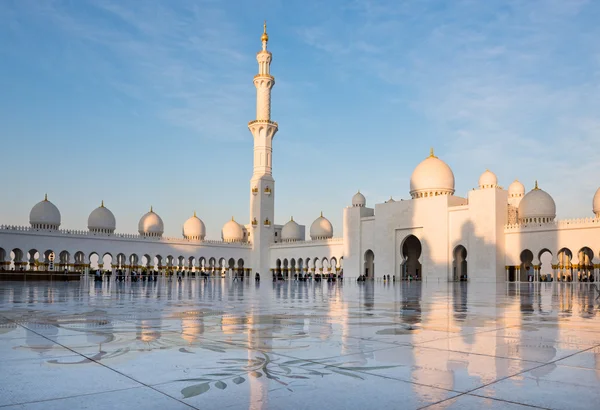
top-left (1, 25), bottom-right (600, 283)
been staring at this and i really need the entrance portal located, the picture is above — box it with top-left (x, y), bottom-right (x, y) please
top-left (401, 235), bottom-right (422, 281)
top-left (364, 250), bottom-right (374, 279)
top-left (452, 245), bottom-right (467, 281)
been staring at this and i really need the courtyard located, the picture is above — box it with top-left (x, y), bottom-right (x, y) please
top-left (1, 278), bottom-right (599, 409)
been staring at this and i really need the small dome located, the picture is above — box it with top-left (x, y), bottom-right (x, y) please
top-left (478, 169), bottom-right (498, 189)
top-left (310, 212), bottom-right (333, 240)
top-left (508, 180), bottom-right (525, 197)
top-left (593, 188), bottom-right (600, 217)
top-left (351, 191), bottom-right (366, 207)
top-left (30, 194), bottom-right (61, 229)
top-left (410, 148), bottom-right (455, 199)
top-left (138, 207), bottom-right (164, 237)
top-left (518, 182), bottom-right (556, 223)
top-left (88, 201), bottom-right (116, 233)
top-left (222, 217), bottom-right (244, 242)
top-left (183, 211), bottom-right (206, 240)
top-left (281, 217), bottom-right (302, 242)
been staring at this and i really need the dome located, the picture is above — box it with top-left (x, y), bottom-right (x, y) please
top-left (88, 201), bottom-right (116, 233)
top-left (281, 217), bottom-right (302, 242)
top-left (30, 194), bottom-right (61, 229)
top-left (138, 207), bottom-right (164, 237)
top-left (508, 180), bottom-right (525, 197)
top-left (310, 212), bottom-right (333, 240)
top-left (410, 148), bottom-right (455, 199)
top-left (518, 182), bottom-right (556, 223)
top-left (478, 169), bottom-right (498, 189)
top-left (182, 211), bottom-right (206, 240)
top-left (593, 188), bottom-right (600, 217)
top-left (222, 217), bottom-right (244, 243)
top-left (351, 191), bottom-right (366, 207)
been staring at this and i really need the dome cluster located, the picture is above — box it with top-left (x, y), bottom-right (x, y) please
top-left (478, 170), bottom-right (498, 189)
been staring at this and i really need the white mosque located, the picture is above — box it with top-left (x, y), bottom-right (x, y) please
top-left (1, 24), bottom-right (600, 283)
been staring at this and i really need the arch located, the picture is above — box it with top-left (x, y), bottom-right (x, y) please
top-left (557, 248), bottom-right (573, 282)
top-left (102, 253), bottom-right (113, 272)
top-left (578, 247), bottom-right (594, 282)
top-left (237, 258), bottom-right (245, 278)
top-left (290, 258), bottom-right (296, 279)
top-left (519, 249), bottom-right (534, 282)
top-left (89, 252), bottom-right (100, 271)
top-left (539, 249), bottom-right (553, 281)
top-left (10, 248), bottom-right (24, 271)
top-left (27, 249), bottom-right (39, 271)
top-left (401, 235), bottom-right (422, 281)
top-left (452, 245), bottom-right (467, 281)
top-left (116, 253), bottom-right (127, 269)
top-left (364, 249), bottom-right (375, 279)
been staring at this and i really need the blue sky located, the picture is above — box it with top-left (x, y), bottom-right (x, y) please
top-left (1, 0), bottom-right (599, 239)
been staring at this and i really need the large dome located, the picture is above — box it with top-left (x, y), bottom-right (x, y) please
top-left (183, 212), bottom-right (206, 240)
top-left (351, 191), bottom-right (366, 207)
top-left (593, 188), bottom-right (600, 218)
top-left (281, 217), bottom-right (302, 242)
top-left (410, 149), bottom-right (455, 199)
top-left (222, 217), bottom-right (244, 242)
top-left (310, 212), bottom-right (333, 240)
top-left (518, 182), bottom-right (556, 223)
top-left (88, 201), bottom-right (116, 233)
top-left (30, 194), bottom-right (61, 229)
top-left (138, 207), bottom-right (164, 237)
top-left (508, 179), bottom-right (525, 198)
top-left (478, 169), bottom-right (498, 189)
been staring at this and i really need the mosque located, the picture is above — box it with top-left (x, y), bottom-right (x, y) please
top-left (1, 24), bottom-right (600, 283)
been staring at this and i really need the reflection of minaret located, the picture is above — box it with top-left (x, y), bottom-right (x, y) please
top-left (249, 22), bottom-right (278, 275)
top-left (247, 307), bottom-right (269, 409)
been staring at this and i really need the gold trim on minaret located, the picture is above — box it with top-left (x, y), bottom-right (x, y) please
top-left (261, 21), bottom-right (268, 43)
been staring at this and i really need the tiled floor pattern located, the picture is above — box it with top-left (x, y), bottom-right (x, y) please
top-left (1, 279), bottom-right (599, 409)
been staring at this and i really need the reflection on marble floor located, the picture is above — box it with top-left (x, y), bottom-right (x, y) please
top-left (1, 279), bottom-right (599, 409)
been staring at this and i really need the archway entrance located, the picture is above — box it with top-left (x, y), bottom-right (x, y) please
top-left (520, 249), bottom-right (534, 282)
top-left (452, 245), bottom-right (467, 281)
top-left (401, 235), bottom-right (422, 281)
top-left (364, 250), bottom-right (374, 279)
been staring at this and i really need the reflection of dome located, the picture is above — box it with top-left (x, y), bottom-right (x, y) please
top-left (30, 194), bottom-right (61, 229)
top-left (593, 188), bottom-right (600, 218)
top-left (88, 201), bottom-right (116, 233)
top-left (351, 191), bottom-right (366, 207)
top-left (222, 217), bottom-right (244, 242)
top-left (519, 181), bottom-right (556, 223)
top-left (508, 180), bottom-right (525, 198)
top-left (478, 169), bottom-right (498, 189)
top-left (310, 212), bottom-right (333, 240)
top-left (182, 212), bottom-right (206, 240)
top-left (281, 217), bottom-right (302, 242)
top-left (410, 149), bottom-right (455, 199)
top-left (138, 207), bottom-right (164, 237)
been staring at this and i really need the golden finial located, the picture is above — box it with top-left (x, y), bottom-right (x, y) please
top-left (320, 211), bottom-right (323, 217)
top-left (261, 20), bottom-right (269, 42)
top-left (290, 216), bottom-right (294, 221)
top-left (429, 147), bottom-right (437, 158)
top-left (231, 216), bottom-right (235, 221)
top-left (150, 205), bottom-right (153, 213)
top-left (101, 200), bottom-right (104, 207)
top-left (534, 180), bottom-right (539, 190)
top-left (193, 210), bottom-right (196, 217)
top-left (44, 193), bottom-right (48, 201)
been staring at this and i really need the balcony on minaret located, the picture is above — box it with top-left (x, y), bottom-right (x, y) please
top-left (251, 217), bottom-right (258, 227)
top-left (252, 187), bottom-right (258, 195)
top-left (263, 218), bottom-right (271, 227)
top-left (264, 186), bottom-right (272, 195)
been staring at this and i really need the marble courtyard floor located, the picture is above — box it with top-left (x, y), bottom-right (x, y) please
top-left (1, 279), bottom-right (599, 409)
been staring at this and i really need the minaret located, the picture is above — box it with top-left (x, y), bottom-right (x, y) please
top-left (249, 22), bottom-right (278, 275)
